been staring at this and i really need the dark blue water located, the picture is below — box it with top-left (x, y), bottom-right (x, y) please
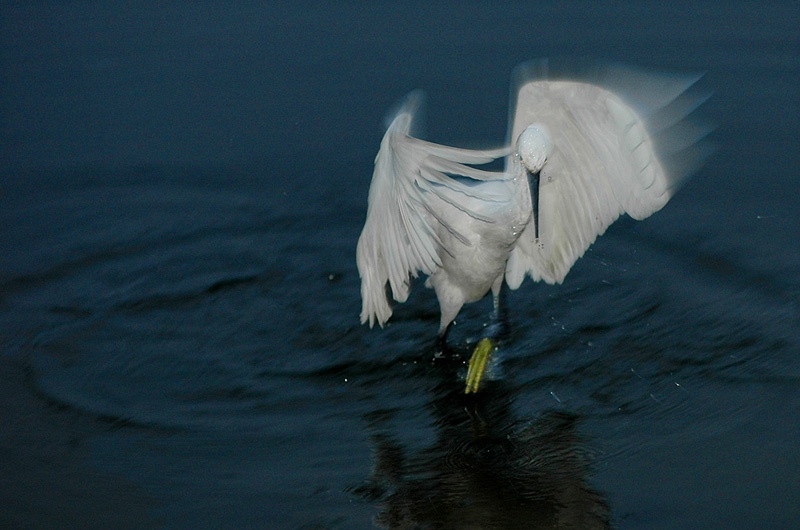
top-left (2, 2), bottom-right (799, 528)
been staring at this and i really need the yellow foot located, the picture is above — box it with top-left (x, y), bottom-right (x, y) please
top-left (465, 338), bottom-right (495, 394)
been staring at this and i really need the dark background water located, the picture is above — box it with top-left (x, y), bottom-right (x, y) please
top-left (2, 1), bottom-right (799, 528)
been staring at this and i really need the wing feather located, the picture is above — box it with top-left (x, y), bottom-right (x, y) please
top-left (505, 61), bottom-right (711, 287)
top-left (357, 92), bottom-right (508, 327)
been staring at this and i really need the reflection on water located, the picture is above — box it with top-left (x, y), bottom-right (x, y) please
top-left (353, 347), bottom-right (610, 529)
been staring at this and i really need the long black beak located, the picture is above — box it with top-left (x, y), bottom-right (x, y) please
top-left (527, 169), bottom-right (540, 240)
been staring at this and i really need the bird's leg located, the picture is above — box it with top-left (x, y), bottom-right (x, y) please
top-left (434, 324), bottom-right (451, 357)
top-left (433, 281), bottom-right (463, 357)
top-left (487, 278), bottom-right (509, 339)
top-left (465, 277), bottom-right (505, 394)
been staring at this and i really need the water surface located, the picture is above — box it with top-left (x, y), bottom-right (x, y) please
top-left (2, 2), bottom-right (799, 528)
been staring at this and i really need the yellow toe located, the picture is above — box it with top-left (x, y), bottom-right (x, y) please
top-left (465, 338), bottom-right (495, 394)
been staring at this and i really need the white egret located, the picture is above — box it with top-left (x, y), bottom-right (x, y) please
top-left (356, 60), bottom-right (709, 393)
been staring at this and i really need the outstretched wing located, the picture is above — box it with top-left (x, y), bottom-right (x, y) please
top-left (505, 61), bottom-right (711, 288)
top-left (357, 92), bottom-right (509, 327)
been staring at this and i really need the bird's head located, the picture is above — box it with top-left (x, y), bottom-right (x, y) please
top-left (517, 124), bottom-right (551, 174)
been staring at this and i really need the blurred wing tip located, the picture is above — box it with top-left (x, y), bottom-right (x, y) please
top-left (384, 89), bottom-right (427, 135)
top-left (661, 135), bottom-right (718, 190)
top-left (507, 58), bottom-right (714, 153)
top-left (653, 109), bottom-right (717, 190)
top-left (510, 57), bottom-right (710, 111)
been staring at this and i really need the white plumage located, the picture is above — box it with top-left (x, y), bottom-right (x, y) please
top-left (357, 60), bottom-right (708, 338)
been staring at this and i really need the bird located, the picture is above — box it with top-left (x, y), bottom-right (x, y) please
top-left (356, 59), bottom-right (709, 393)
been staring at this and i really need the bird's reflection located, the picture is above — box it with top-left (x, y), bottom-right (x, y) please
top-left (353, 347), bottom-right (610, 529)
